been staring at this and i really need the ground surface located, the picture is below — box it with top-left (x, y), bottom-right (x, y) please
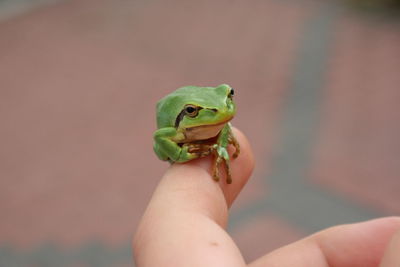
top-left (0, 0), bottom-right (399, 266)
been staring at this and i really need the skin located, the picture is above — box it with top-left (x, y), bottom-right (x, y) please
top-left (134, 128), bottom-right (400, 267)
top-left (153, 84), bottom-right (240, 184)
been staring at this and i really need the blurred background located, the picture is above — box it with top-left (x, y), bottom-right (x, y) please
top-left (0, 0), bottom-right (399, 266)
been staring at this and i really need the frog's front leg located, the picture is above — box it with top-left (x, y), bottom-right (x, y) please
top-left (224, 123), bottom-right (240, 158)
top-left (153, 127), bottom-right (198, 162)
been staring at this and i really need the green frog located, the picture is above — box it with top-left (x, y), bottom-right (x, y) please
top-left (153, 84), bottom-right (240, 184)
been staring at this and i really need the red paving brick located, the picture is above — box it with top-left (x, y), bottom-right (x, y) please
top-left (0, 0), bottom-right (309, 248)
top-left (312, 15), bottom-right (400, 214)
top-left (231, 215), bottom-right (305, 262)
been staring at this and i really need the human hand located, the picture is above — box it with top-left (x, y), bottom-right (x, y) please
top-left (133, 128), bottom-right (400, 267)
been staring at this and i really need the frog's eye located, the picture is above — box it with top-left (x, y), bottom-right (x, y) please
top-left (184, 104), bottom-right (200, 117)
top-left (228, 88), bottom-right (234, 98)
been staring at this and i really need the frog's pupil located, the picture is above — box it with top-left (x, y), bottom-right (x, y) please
top-left (230, 89), bottom-right (234, 96)
top-left (186, 106), bottom-right (196, 114)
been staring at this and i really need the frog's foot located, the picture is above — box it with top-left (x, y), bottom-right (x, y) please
top-left (187, 143), bottom-right (213, 158)
top-left (212, 146), bottom-right (233, 184)
top-left (229, 135), bottom-right (240, 159)
top-left (176, 145), bottom-right (200, 162)
top-left (212, 156), bottom-right (233, 184)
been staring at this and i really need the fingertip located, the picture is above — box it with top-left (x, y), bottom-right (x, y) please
top-left (140, 126), bottom-right (254, 235)
top-left (156, 127), bottom-right (254, 220)
top-left (185, 127), bottom-right (255, 207)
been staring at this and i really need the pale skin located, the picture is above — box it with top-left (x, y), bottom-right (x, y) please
top-left (134, 128), bottom-right (400, 267)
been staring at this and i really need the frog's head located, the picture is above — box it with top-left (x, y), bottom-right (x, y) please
top-left (156, 84), bottom-right (236, 141)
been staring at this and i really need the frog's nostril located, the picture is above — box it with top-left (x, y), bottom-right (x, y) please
top-left (210, 108), bottom-right (218, 112)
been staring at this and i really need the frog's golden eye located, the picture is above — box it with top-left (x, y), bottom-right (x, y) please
top-left (184, 104), bottom-right (199, 117)
top-left (228, 88), bottom-right (234, 98)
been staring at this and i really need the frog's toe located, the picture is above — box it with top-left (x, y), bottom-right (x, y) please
top-left (212, 155), bottom-right (223, 182)
top-left (212, 164), bottom-right (220, 181)
top-left (229, 136), bottom-right (241, 159)
top-left (188, 144), bottom-right (213, 158)
top-left (174, 146), bottom-right (199, 162)
top-left (224, 159), bottom-right (233, 184)
top-left (212, 173), bottom-right (220, 182)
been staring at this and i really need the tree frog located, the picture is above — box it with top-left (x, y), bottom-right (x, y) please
top-left (153, 84), bottom-right (240, 184)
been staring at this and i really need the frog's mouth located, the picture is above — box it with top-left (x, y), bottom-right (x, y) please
top-left (183, 117), bottom-right (233, 142)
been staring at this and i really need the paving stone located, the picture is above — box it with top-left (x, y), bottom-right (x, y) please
top-left (231, 215), bottom-right (305, 263)
top-left (312, 15), bottom-right (400, 214)
top-left (0, 0), bottom-right (307, 249)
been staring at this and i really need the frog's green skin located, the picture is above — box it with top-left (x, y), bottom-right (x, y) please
top-left (153, 84), bottom-right (240, 184)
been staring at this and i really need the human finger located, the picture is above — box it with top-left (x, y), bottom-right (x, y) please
top-left (133, 128), bottom-right (254, 267)
top-left (249, 217), bottom-right (400, 267)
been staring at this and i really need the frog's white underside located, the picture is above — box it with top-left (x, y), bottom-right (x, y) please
top-left (183, 121), bottom-right (229, 142)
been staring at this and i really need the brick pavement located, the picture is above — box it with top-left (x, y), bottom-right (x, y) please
top-left (0, 0), bottom-right (399, 266)
top-left (313, 14), bottom-right (400, 214)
